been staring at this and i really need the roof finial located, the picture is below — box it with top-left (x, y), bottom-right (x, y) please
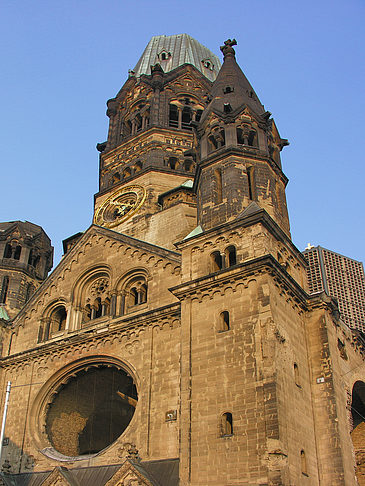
top-left (220, 39), bottom-right (237, 58)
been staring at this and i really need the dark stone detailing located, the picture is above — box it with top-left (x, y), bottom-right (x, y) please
top-left (220, 38), bottom-right (237, 57)
top-left (96, 142), bottom-right (107, 152)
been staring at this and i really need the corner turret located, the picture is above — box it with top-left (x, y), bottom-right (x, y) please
top-left (194, 39), bottom-right (290, 235)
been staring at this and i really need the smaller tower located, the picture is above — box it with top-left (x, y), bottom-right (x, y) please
top-left (194, 39), bottom-right (290, 235)
top-left (0, 221), bottom-right (53, 319)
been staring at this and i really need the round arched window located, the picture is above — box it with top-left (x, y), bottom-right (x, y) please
top-left (44, 364), bottom-right (137, 457)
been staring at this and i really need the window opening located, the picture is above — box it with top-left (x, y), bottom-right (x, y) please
top-left (226, 246), bottom-right (237, 267)
top-left (4, 244), bottom-right (12, 259)
top-left (221, 412), bottom-right (233, 436)
top-left (195, 109), bottom-right (203, 122)
top-left (236, 128), bottom-right (244, 145)
top-left (0, 276), bottom-right (9, 304)
top-left (14, 245), bottom-right (21, 260)
top-left (294, 363), bottom-right (301, 387)
top-left (169, 104), bottom-right (179, 128)
top-left (220, 311), bottom-right (230, 332)
top-left (182, 106), bottom-right (192, 130)
top-left (248, 130), bottom-right (257, 147)
top-left (168, 157), bottom-right (178, 170)
top-left (211, 251), bottom-right (223, 272)
top-left (247, 166), bottom-right (256, 201)
top-left (301, 450), bottom-right (308, 476)
top-left (50, 306), bottom-right (67, 333)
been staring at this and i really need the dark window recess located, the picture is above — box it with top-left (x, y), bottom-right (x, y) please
top-left (0, 276), bottom-right (9, 304)
top-left (236, 128), bottom-right (244, 145)
top-left (169, 105), bottom-right (179, 128)
top-left (226, 246), bottom-right (237, 267)
top-left (14, 246), bottom-right (21, 260)
top-left (211, 251), bottom-right (223, 272)
top-left (182, 107), bottom-right (192, 130)
top-left (294, 363), bottom-right (301, 387)
top-left (168, 157), bottom-right (179, 170)
top-left (51, 306), bottom-right (67, 333)
top-left (301, 450), bottom-right (308, 476)
top-left (248, 130), bottom-right (257, 147)
top-left (223, 86), bottom-right (233, 94)
top-left (135, 114), bottom-right (142, 132)
top-left (195, 109), bottom-right (203, 122)
top-left (221, 412), bottom-right (233, 436)
top-left (220, 311), bottom-right (230, 331)
top-left (247, 166), bottom-right (256, 201)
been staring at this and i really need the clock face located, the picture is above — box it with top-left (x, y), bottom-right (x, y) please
top-left (94, 185), bottom-right (146, 228)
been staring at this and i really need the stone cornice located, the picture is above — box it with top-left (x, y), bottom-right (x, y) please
top-left (194, 145), bottom-right (288, 189)
top-left (176, 207), bottom-right (307, 267)
top-left (169, 254), bottom-right (308, 308)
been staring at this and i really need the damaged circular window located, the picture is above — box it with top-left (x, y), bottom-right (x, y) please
top-left (45, 365), bottom-right (138, 457)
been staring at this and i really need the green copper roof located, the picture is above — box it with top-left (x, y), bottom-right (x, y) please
top-left (0, 306), bottom-right (9, 321)
top-left (133, 34), bottom-right (221, 82)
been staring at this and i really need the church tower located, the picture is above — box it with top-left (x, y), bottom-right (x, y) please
top-left (0, 36), bottom-right (363, 486)
top-left (0, 221), bottom-right (53, 320)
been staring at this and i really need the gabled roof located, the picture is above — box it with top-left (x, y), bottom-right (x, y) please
top-left (0, 459), bottom-right (179, 486)
top-left (133, 34), bottom-right (221, 82)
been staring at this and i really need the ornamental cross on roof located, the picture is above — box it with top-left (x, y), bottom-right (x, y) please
top-left (220, 38), bottom-right (237, 57)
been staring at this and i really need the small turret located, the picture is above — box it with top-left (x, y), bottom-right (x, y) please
top-left (0, 221), bottom-right (53, 319)
top-left (193, 39), bottom-right (290, 235)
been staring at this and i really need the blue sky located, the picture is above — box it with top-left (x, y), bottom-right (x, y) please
top-left (1, 0), bottom-right (364, 266)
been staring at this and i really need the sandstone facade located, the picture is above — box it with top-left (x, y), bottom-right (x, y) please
top-left (0, 35), bottom-right (364, 486)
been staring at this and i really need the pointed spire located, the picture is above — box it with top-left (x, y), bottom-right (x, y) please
top-left (201, 38), bottom-right (265, 121)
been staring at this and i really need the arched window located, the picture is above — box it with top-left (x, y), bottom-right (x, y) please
top-left (181, 106), bottom-right (192, 130)
top-left (236, 127), bottom-right (245, 145)
top-left (128, 281), bottom-right (148, 309)
top-left (246, 166), bottom-right (256, 201)
top-left (225, 246), bottom-right (236, 267)
top-left (211, 251), bottom-right (223, 272)
top-left (124, 120), bottom-right (132, 137)
top-left (248, 129), bottom-right (257, 147)
top-left (195, 109), bottom-right (203, 122)
top-left (208, 129), bottom-right (225, 153)
top-left (14, 245), bottom-right (21, 260)
top-left (169, 104), bottom-right (179, 128)
top-left (0, 276), bottom-right (9, 304)
top-left (50, 306), bottom-right (67, 334)
top-left (221, 412), bottom-right (233, 436)
top-left (135, 114), bottom-right (143, 132)
top-left (168, 157), bottom-right (179, 170)
top-left (183, 160), bottom-right (194, 172)
top-left (28, 250), bottom-right (40, 268)
top-left (219, 311), bottom-right (230, 332)
top-left (300, 450), bottom-right (308, 476)
top-left (4, 244), bottom-right (12, 259)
